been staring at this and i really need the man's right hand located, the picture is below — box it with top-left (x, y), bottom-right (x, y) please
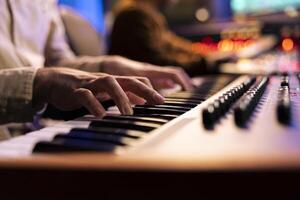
top-left (100, 56), bottom-right (194, 91)
top-left (33, 67), bottom-right (164, 118)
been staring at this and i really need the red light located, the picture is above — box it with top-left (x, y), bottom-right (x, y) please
top-left (201, 37), bottom-right (214, 44)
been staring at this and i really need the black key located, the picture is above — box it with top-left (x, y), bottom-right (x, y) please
top-left (172, 91), bottom-right (208, 97)
top-left (70, 127), bottom-right (145, 138)
top-left (135, 105), bottom-right (191, 111)
top-left (33, 138), bottom-right (116, 153)
top-left (90, 119), bottom-right (161, 132)
top-left (77, 115), bottom-right (167, 125)
top-left (163, 100), bottom-right (198, 108)
top-left (166, 93), bottom-right (207, 101)
top-left (133, 107), bottom-right (186, 115)
top-left (164, 97), bottom-right (202, 104)
top-left (132, 114), bottom-right (178, 120)
top-left (54, 132), bottom-right (134, 146)
top-left (103, 115), bottom-right (168, 125)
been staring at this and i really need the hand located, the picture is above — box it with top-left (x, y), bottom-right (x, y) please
top-left (101, 56), bottom-right (194, 91)
top-left (33, 67), bottom-right (164, 118)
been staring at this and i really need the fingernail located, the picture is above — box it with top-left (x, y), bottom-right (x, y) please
top-left (96, 109), bottom-right (106, 118)
top-left (153, 93), bottom-right (164, 104)
top-left (121, 105), bottom-right (133, 115)
top-left (126, 105), bottom-right (133, 115)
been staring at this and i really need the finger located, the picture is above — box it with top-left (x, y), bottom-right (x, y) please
top-left (87, 76), bottom-right (133, 115)
top-left (126, 92), bottom-right (146, 105)
top-left (95, 93), bottom-right (111, 102)
top-left (135, 77), bottom-right (153, 89)
top-left (164, 68), bottom-right (194, 91)
top-left (151, 78), bottom-right (175, 90)
top-left (117, 78), bottom-right (164, 105)
top-left (146, 68), bottom-right (193, 91)
top-left (74, 88), bottom-right (106, 118)
top-left (115, 76), bottom-right (154, 89)
top-left (174, 68), bottom-right (194, 90)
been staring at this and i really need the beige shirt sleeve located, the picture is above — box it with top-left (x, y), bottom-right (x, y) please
top-left (0, 68), bottom-right (38, 124)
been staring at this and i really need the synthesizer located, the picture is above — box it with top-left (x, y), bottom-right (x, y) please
top-left (1, 73), bottom-right (300, 198)
top-left (0, 73), bottom-right (300, 163)
top-left (0, 75), bottom-right (236, 156)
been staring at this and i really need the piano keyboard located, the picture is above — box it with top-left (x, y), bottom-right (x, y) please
top-left (0, 75), bottom-right (236, 156)
top-left (1, 73), bottom-right (300, 171)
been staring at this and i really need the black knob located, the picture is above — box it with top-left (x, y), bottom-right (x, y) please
top-left (281, 76), bottom-right (289, 87)
top-left (222, 94), bottom-right (230, 111)
top-left (213, 100), bottom-right (221, 119)
top-left (218, 96), bottom-right (226, 115)
top-left (202, 104), bottom-right (215, 129)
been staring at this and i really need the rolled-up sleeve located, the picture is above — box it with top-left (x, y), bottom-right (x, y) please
top-left (0, 68), bottom-right (38, 124)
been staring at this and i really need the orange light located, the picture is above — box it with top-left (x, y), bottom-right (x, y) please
top-left (282, 38), bottom-right (294, 52)
top-left (218, 39), bottom-right (234, 52)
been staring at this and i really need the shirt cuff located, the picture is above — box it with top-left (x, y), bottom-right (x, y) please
top-left (0, 68), bottom-right (38, 124)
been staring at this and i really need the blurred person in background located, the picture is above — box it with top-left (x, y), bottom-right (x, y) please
top-left (0, 0), bottom-right (192, 91)
top-left (109, 0), bottom-right (232, 76)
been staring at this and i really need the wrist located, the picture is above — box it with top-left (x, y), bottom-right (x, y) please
top-left (100, 55), bottom-right (124, 74)
top-left (99, 55), bottom-right (113, 73)
top-left (32, 68), bottom-right (49, 110)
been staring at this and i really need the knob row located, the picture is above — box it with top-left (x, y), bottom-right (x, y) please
top-left (234, 77), bottom-right (269, 127)
top-left (202, 77), bottom-right (256, 129)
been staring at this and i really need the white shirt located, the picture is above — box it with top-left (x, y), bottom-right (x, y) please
top-left (0, 0), bottom-right (104, 139)
top-left (0, 0), bottom-right (75, 69)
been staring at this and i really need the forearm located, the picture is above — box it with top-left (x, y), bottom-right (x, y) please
top-left (0, 68), bottom-right (38, 124)
top-left (56, 56), bottom-right (110, 73)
